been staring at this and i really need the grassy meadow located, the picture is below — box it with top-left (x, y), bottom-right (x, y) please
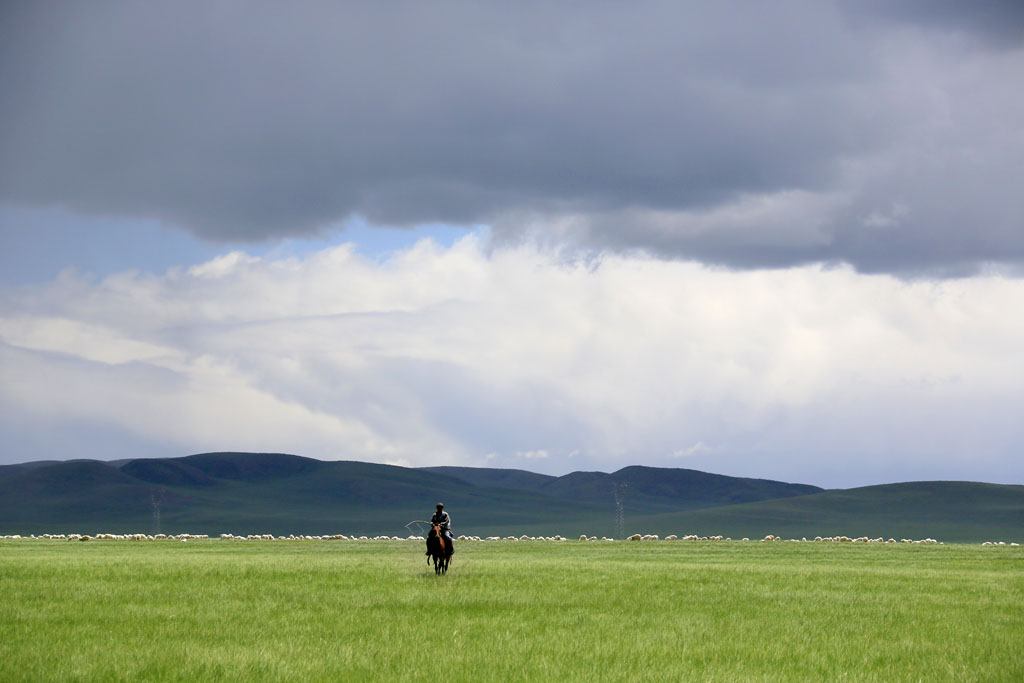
top-left (1, 539), bottom-right (1021, 681)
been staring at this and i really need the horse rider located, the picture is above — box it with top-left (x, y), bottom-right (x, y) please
top-left (429, 502), bottom-right (454, 555)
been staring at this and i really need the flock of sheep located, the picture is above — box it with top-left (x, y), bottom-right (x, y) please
top-left (0, 532), bottom-right (1019, 545)
top-left (623, 533), bottom-right (948, 543)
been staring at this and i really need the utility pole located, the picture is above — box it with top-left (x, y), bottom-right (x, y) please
top-left (150, 488), bottom-right (165, 535)
top-left (613, 482), bottom-right (627, 540)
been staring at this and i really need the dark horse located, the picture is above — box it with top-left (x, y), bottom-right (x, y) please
top-left (426, 524), bottom-right (452, 575)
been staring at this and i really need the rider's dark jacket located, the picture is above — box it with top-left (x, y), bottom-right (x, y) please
top-left (431, 510), bottom-right (452, 533)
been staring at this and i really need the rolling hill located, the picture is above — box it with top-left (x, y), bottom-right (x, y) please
top-left (617, 481), bottom-right (1024, 543)
top-left (425, 464), bottom-right (822, 513)
top-left (1, 452), bottom-right (1021, 542)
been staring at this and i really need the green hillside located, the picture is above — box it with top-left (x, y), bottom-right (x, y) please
top-left (0, 454), bottom-right (611, 536)
top-left (611, 482), bottom-right (1024, 543)
top-left (1, 453), bottom-right (1021, 542)
top-left (425, 464), bottom-right (821, 513)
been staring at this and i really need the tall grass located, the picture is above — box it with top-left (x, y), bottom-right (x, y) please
top-left (1, 540), bottom-right (1021, 681)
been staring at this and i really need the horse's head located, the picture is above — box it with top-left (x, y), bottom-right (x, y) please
top-left (431, 524), bottom-right (445, 552)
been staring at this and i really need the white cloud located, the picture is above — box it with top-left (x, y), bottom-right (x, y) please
top-left (187, 251), bottom-right (260, 278)
top-left (515, 450), bottom-right (550, 460)
top-left (0, 316), bottom-right (184, 367)
top-left (2, 237), bottom-right (1023, 486)
top-left (673, 443), bottom-right (712, 459)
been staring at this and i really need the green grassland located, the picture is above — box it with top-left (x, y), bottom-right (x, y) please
top-left (2, 539), bottom-right (1021, 681)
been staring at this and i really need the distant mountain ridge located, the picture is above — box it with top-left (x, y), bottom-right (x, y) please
top-left (0, 452), bottom-right (1021, 542)
top-left (423, 465), bottom-right (822, 513)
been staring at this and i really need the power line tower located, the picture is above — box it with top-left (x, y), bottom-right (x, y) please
top-left (613, 482), bottom-right (627, 540)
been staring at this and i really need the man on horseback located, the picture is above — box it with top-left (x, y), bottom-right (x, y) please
top-left (426, 502), bottom-right (454, 556)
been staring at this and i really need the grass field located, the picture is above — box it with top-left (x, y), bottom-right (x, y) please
top-left (1, 539), bottom-right (1021, 681)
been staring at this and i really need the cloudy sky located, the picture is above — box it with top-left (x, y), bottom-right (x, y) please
top-left (1, 2), bottom-right (1022, 487)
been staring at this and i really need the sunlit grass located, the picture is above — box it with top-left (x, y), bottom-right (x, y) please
top-left (1, 540), bottom-right (1021, 681)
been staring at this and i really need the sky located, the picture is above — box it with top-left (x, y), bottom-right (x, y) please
top-left (1, 2), bottom-right (1023, 488)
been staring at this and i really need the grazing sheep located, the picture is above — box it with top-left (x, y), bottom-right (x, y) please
top-left (16, 529), bottom-right (968, 546)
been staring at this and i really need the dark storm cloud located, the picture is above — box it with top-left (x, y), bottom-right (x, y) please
top-left (848, 0), bottom-right (1024, 47)
top-left (1, 1), bottom-right (1022, 273)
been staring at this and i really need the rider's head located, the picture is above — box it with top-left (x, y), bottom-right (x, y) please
top-left (436, 502), bottom-right (444, 510)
